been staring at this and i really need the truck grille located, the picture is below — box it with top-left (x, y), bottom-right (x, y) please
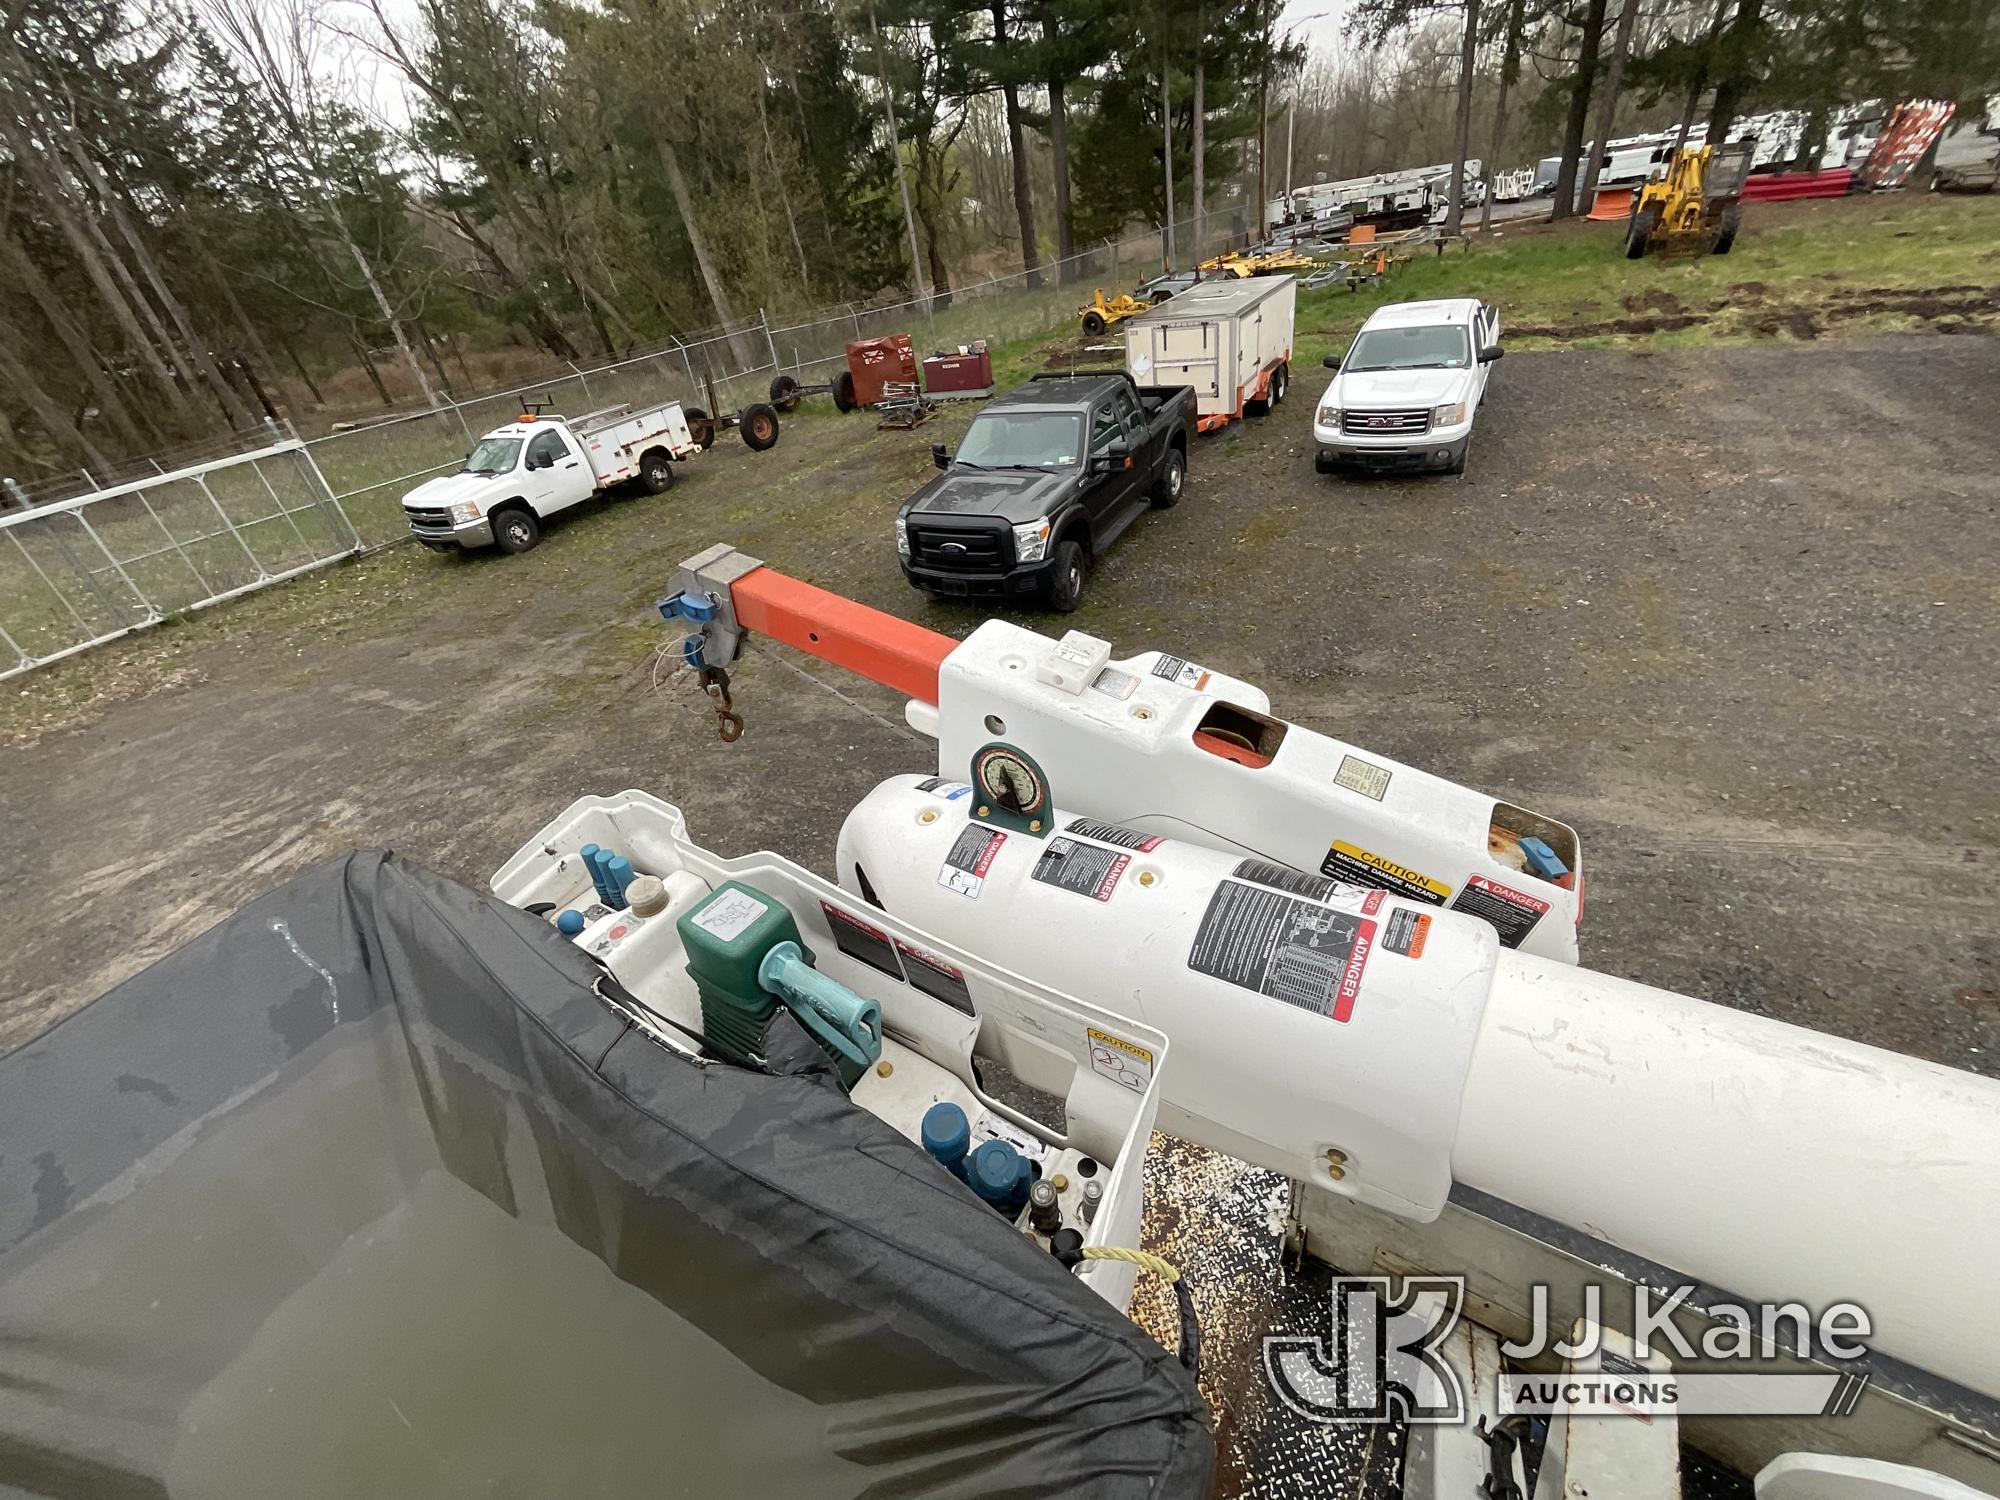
top-left (406, 506), bottom-right (452, 528)
top-left (909, 523), bottom-right (1010, 571)
top-left (1342, 408), bottom-right (1432, 435)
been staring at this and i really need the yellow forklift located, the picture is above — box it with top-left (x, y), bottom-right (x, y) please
top-left (1624, 141), bottom-right (1755, 258)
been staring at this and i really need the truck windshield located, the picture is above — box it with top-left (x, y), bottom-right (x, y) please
top-left (1346, 325), bottom-right (1471, 372)
top-left (462, 438), bottom-right (522, 475)
top-left (954, 412), bottom-right (1082, 469)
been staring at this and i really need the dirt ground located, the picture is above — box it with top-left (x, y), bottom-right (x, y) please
top-left (8, 334), bottom-right (1995, 1067)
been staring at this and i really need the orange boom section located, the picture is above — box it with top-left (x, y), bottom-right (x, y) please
top-left (731, 566), bottom-right (957, 706)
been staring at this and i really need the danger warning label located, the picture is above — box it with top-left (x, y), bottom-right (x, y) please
top-left (1188, 880), bottom-right (1374, 1022)
top-left (1066, 817), bottom-right (1164, 852)
top-left (1449, 874), bottom-right (1549, 949)
top-left (939, 825), bottom-right (1006, 899)
top-left (894, 939), bottom-right (976, 1015)
top-left (1150, 654), bottom-right (1212, 691)
top-left (1382, 907), bottom-right (1432, 959)
top-left (1032, 837), bottom-right (1129, 901)
top-left (1320, 840), bottom-right (1452, 907)
top-left (820, 901), bottom-right (903, 980)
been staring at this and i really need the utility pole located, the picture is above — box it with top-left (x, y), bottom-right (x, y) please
top-left (1160, 1), bottom-right (1175, 264)
top-left (869, 3), bottom-right (931, 309)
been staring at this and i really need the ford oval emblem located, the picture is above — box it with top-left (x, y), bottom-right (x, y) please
top-left (940, 542), bottom-right (968, 555)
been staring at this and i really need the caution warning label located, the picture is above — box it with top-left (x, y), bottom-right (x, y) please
top-left (1188, 880), bottom-right (1374, 1022)
top-left (1032, 837), bottom-right (1130, 901)
top-left (1319, 840), bottom-right (1452, 907)
top-left (1449, 874), bottom-right (1550, 949)
top-left (1086, 1027), bottom-right (1154, 1092)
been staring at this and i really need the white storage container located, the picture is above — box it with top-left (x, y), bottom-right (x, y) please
top-left (1124, 275), bottom-right (1297, 431)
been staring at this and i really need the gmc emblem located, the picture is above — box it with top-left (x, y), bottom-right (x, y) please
top-left (1366, 416), bottom-right (1393, 427)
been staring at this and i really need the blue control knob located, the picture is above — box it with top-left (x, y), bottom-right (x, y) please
top-left (921, 1102), bottom-right (971, 1180)
top-left (556, 909), bottom-right (586, 938)
top-left (968, 1139), bottom-right (1033, 1214)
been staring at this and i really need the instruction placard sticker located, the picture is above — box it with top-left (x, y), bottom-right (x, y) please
top-left (1087, 1027), bottom-right (1155, 1093)
top-left (1232, 857), bottom-right (1338, 902)
top-left (915, 777), bottom-right (973, 800)
top-left (689, 887), bottom-right (768, 942)
top-left (820, 901), bottom-right (905, 982)
top-left (1319, 840), bottom-right (1452, 907)
top-left (1032, 837), bottom-right (1130, 901)
top-left (1150, 654), bottom-right (1213, 691)
top-left (1449, 875), bottom-right (1549, 949)
top-left (939, 825), bottom-right (1006, 899)
top-left (1067, 817), bottom-right (1165, 852)
top-left (1188, 880), bottom-right (1375, 1022)
top-left (1334, 754), bottom-right (1393, 802)
top-left (895, 939), bottom-right (976, 1015)
top-left (1382, 907), bottom-right (1432, 959)
top-left (1090, 667), bottom-right (1139, 701)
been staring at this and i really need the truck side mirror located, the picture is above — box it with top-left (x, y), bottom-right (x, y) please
top-left (1478, 346), bottom-right (1505, 363)
top-left (931, 443), bottom-right (950, 470)
top-left (1322, 351), bottom-right (1343, 369)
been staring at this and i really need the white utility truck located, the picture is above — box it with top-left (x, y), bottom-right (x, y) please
top-left (1312, 297), bottom-right (1503, 477)
top-left (1123, 275), bottom-right (1296, 434)
top-left (404, 400), bottom-right (717, 556)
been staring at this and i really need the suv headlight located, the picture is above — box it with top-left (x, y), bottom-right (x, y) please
top-left (448, 501), bottom-right (482, 524)
top-left (1317, 403), bottom-right (1342, 427)
top-left (895, 515), bottom-right (910, 557)
top-left (1432, 401), bottom-right (1467, 427)
top-left (1012, 518), bottom-right (1052, 564)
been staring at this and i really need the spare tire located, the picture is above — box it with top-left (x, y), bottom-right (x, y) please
top-left (685, 406), bottom-right (717, 449)
top-left (832, 369), bottom-right (857, 414)
top-left (740, 402), bottom-right (780, 452)
top-left (768, 373), bottom-right (802, 412)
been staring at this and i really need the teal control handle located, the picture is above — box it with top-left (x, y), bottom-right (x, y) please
top-left (757, 942), bottom-right (883, 1074)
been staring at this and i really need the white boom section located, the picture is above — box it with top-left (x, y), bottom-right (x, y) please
top-left (838, 778), bottom-right (2000, 1403)
top-left (926, 622), bottom-right (1582, 963)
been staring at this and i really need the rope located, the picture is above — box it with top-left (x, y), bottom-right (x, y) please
top-left (1081, 1245), bottom-right (1181, 1283)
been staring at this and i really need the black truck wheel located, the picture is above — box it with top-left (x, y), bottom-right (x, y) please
top-left (1045, 540), bottom-right (1086, 613)
top-left (740, 403), bottom-right (781, 452)
top-left (1081, 310), bottom-right (1107, 335)
top-left (1269, 361), bottom-right (1289, 405)
top-left (639, 446), bottom-right (676, 494)
top-left (768, 374), bottom-right (802, 412)
top-left (1625, 206), bottom-right (1660, 259)
top-left (1712, 204), bottom-right (1743, 255)
top-left (492, 506), bottom-right (541, 554)
top-left (832, 370), bottom-right (857, 414)
top-left (1151, 445), bottom-right (1186, 508)
top-left (685, 407), bottom-right (717, 449)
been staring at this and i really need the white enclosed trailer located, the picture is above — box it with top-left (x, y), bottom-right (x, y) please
top-left (1123, 275), bottom-right (1297, 434)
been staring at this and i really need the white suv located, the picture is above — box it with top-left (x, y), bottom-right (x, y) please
top-left (1312, 298), bottom-right (1503, 476)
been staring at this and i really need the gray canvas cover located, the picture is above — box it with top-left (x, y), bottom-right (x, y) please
top-left (0, 850), bottom-right (1212, 1498)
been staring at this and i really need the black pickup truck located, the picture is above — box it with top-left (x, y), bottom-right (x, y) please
top-left (897, 373), bottom-right (1199, 611)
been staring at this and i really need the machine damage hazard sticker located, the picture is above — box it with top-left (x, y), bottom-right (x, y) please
top-left (1090, 667), bottom-right (1139, 700)
top-left (1032, 837), bottom-right (1129, 901)
top-left (1382, 907), bottom-right (1432, 959)
top-left (1150, 654), bottom-right (1212, 691)
top-left (1066, 816), bottom-right (1164, 852)
top-left (895, 940), bottom-right (976, 1015)
top-left (915, 776), bottom-right (973, 800)
top-left (1319, 840), bottom-right (1452, 907)
top-left (820, 901), bottom-right (904, 981)
top-left (1333, 754), bottom-right (1393, 802)
top-left (1188, 880), bottom-right (1375, 1023)
top-left (1087, 1027), bottom-right (1155, 1093)
top-left (1449, 874), bottom-right (1549, 949)
top-left (939, 825), bottom-right (1006, 899)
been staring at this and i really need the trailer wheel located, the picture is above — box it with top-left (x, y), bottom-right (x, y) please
top-left (740, 403), bottom-right (781, 452)
top-left (492, 505), bottom-right (541, 555)
top-left (685, 407), bottom-right (717, 449)
top-left (1624, 206), bottom-right (1660, 259)
top-left (1081, 310), bottom-right (1108, 336)
top-left (1712, 204), bottom-right (1742, 256)
top-left (1269, 362), bottom-right (1289, 406)
top-left (831, 371), bottom-right (857, 414)
top-left (638, 447), bottom-right (676, 494)
top-left (769, 374), bottom-right (802, 412)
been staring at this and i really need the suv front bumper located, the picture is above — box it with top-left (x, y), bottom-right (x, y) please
top-left (1312, 419), bottom-right (1471, 474)
top-left (902, 555), bottom-right (1059, 599)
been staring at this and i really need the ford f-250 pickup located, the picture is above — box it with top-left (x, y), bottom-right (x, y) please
top-left (896, 373), bottom-right (1199, 612)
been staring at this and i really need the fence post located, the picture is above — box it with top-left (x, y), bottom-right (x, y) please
top-left (567, 360), bottom-right (593, 403)
top-left (761, 309), bottom-right (779, 374)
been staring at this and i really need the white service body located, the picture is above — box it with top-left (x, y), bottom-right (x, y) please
top-left (836, 779), bottom-right (2000, 1405)
top-left (1123, 276), bottom-right (1296, 425)
top-left (491, 790), bottom-right (1169, 1312)
top-left (917, 619), bottom-right (1583, 962)
top-left (403, 402), bottom-right (695, 550)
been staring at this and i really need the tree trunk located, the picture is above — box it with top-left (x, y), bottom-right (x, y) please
top-left (1705, 0), bottom-right (1764, 144)
top-left (1192, 55), bottom-right (1207, 238)
top-left (1048, 77), bottom-right (1074, 272)
top-left (655, 131), bottom-right (755, 369)
top-left (1551, 0), bottom-right (1611, 219)
top-left (755, 78), bottom-right (813, 288)
top-left (331, 199), bottom-right (443, 415)
top-left (350, 334), bottom-right (393, 406)
top-left (0, 229), bottom-right (148, 450)
top-left (282, 336), bottom-right (325, 406)
top-left (1160, 11), bottom-right (1175, 262)
top-left (1578, 0), bottom-right (1643, 210)
top-left (1480, 0), bottom-right (1528, 232)
top-left (0, 305), bottom-right (114, 469)
top-left (1445, 0), bottom-right (1481, 236)
top-left (993, 5), bottom-right (1042, 289)
top-left (1677, 0), bottom-right (1731, 148)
